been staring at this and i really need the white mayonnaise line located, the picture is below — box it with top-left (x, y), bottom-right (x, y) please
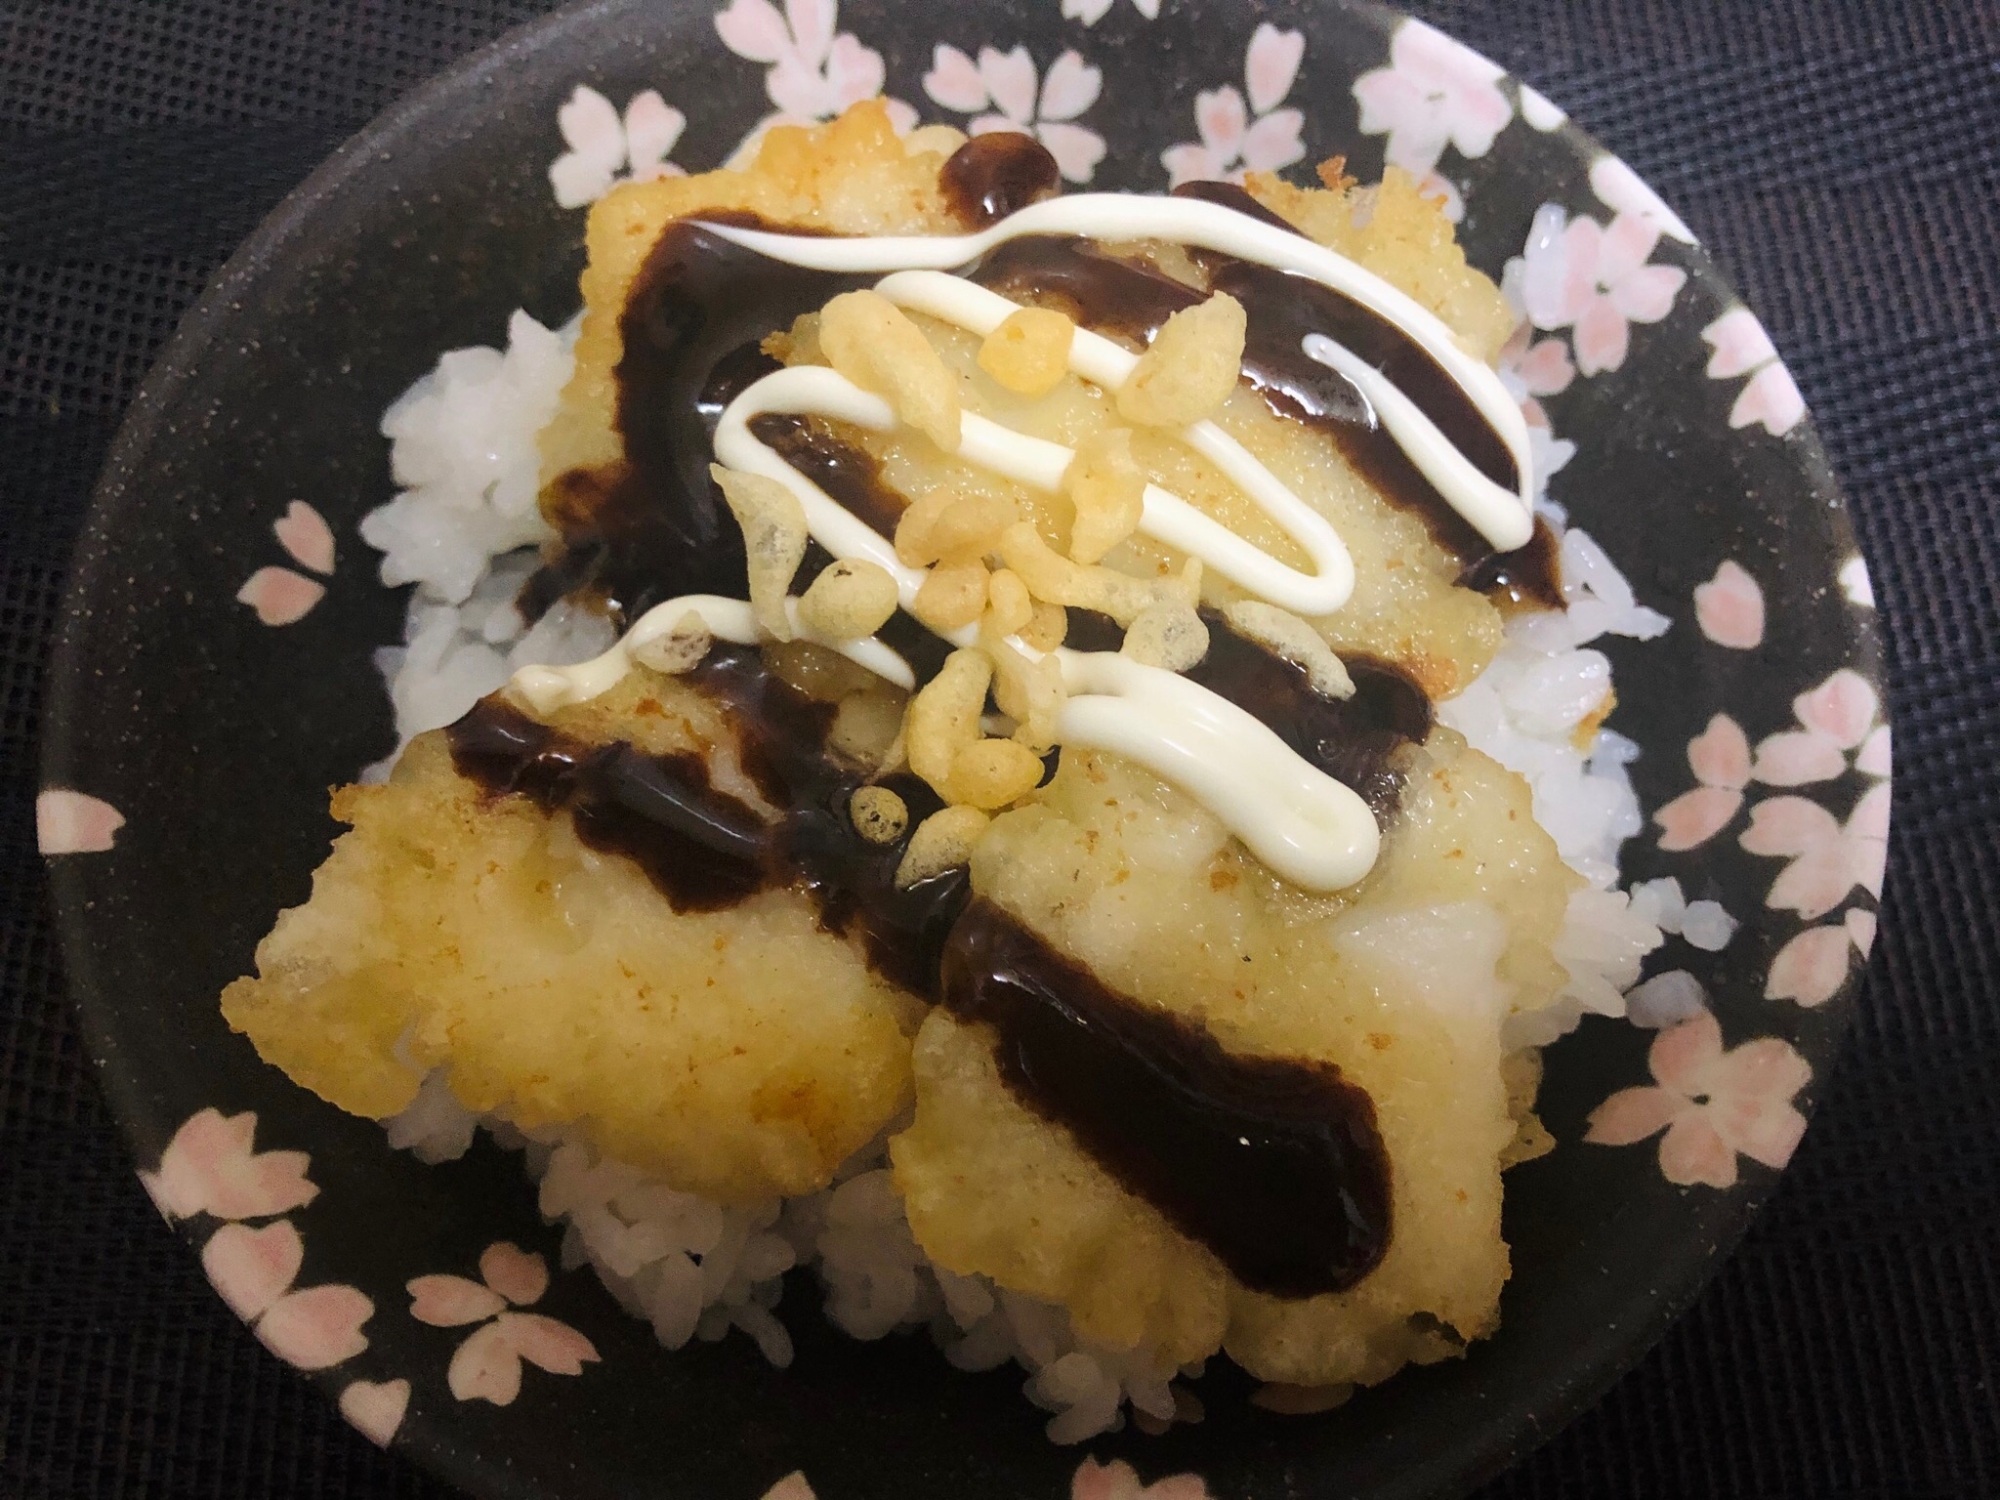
top-left (1303, 335), bottom-right (1533, 551)
top-left (511, 593), bottom-right (915, 715)
top-left (702, 194), bottom-right (1535, 546)
top-left (875, 270), bottom-right (1354, 613)
top-left (715, 362), bottom-right (1352, 616)
top-left (1053, 649), bottom-right (1378, 891)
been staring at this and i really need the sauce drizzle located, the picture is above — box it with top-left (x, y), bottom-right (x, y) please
top-left (943, 900), bottom-right (1393, 1296)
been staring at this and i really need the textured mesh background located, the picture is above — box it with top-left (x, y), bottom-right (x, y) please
top-left (2, 1), bottom-right (1995, 1495)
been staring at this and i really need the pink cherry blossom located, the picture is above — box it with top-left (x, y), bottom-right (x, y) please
top-left (202, 1220), bottom-right (373, 1370)
top-left (1693, 560), bottom-right (1764, 649)
top-left (409, 1242), bottom-right (599, 1407)
top-left (1498, 322), bottom-right (1576, 400)
top-left (716, 0), bottom-right (912, 148)
top-left (1730, 362), bottom-right (1806, 436)
top-left (273, 501), bottom-right (335, 575)
top-left (1652, 714), bottom-right (1750, 850)
top-left (1161, 26), bottom-right (1305, 188)
top-left (923, 45), bottom-right (1106, 183)
top-left (1562, 216), bottom-right (1684, 375)
top-left (1701, 307), bottom-right (1776, 379)
top-left (1072, 1456), bottom-right (1213, 1500)
top-left (1352, 18), bottom-right (1511, 180)
top-left (1507, 202), bottom-right (1686, 375)
top-left (36, 789), bottom-right (124, 854)
top-left (1589, 155), bottom-right (1696, 245)
top-left (339, 1378), bottom-right (410, 1448)
top-left (138, 1107), bottom-right (318, 1223)
top-left (1585, 1011), bottom-right (1811, 1188)
top-left (1856, 724), bottom-right (1891, 779)
top-left (549, 86), bottom-right (688, 207)
top-left (1766, 909), bottom-right (1877, 1008)
top-left (1740, 781), bottom-right (1890, 920)
top-left (236, 566), bottom-right (325, 625)
top-left (1518, 84), bottom-right (1567, 132)
top-left (1701, 306), bottom-right (1806, 437)
top-left (1750, 668), bottom-right (1883, 786)
top-left (1840, 555), bottom-right (1875, 609)
top-left (1061, 0), bottom-right (1159, 25)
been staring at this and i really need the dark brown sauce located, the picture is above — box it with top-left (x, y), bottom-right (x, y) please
top-left (940, 133), bottom-right (1061, 229)
top-left (1170, 179), bottom-right (1300, 234)
top-left (973, 234), bottom-right (1202, 343)
top-left (745, 412), bottom-right (953, 684)
top-left (1064, 608), bottom-right (1432, 820)
top-left (523, 214), bottom-right (866, 623)
top-left (969, 233), bottom-right (1519, 567)
top-left (447, 644), bottom-right (967, 995)
top-left (749, 411), bottom-right (907, 542)
top-left (444, 696), bottom-right (768, 911)
top-left (1457, 515), bottom-right (1564, 613)
top-left (943, 900), bottom-right (1392, 1297)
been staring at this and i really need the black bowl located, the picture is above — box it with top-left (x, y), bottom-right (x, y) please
top-left (40, 1), bottom-right (1885, 1496)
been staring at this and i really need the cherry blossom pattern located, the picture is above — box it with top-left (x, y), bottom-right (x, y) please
top-left (1585, 1010), bottom-right (1811, 1189)
top-left (1352, 19), bottom-right (1510, 206)
top-left (204, 1220), bottom-right (374, 1370)
top-left (1749, 669), bottom-right (1888, 788)
top-left (1693, 560), bottom-right (1765, 649)
top-left (139, 1107), bottom-right (318, 1224)
top-left (1062, 0), bottom-right (1159, 23)
top-left (1072, 1457), bottom-right (1212, 1500)
top-left (1590, 155), bottom-right (1696, 246)
top-left (1840, 556), bottom-right (1876, 608)
top-left (36, 789), bottom-right (125, 854)
top-left (408, 1242), bottom-right (600, 1406)
top-left (549, 86), bottom-right (686, 208)
top-left (339, 1378), bottom-right (412, 1448)
top-left (715, 0), bottom-right (914, 151)
top-left (1159, 24), bottom-right (1305, 188)
top-left (923, 45), bottom-right (1106, 183)
top-left (1767, 908), bottom-right (1879, 1008)
top-left (1506, 201), bottom-right (1687, 377)
top-left (1518, 83), bottom-right (1566, 132)
top-left (237, 500), bottom-right (336, 625)
top-left (138, 1110), bottom-right (373, 1373)
top-left (1741, 780), bottom-right (1890, 922)
top-left (1701, 306), bottom-right (1806, 438)
top-left (1653, 713), bottom-right (1753, 852)
top-left (1497, 320), bottom-right (1575, 422)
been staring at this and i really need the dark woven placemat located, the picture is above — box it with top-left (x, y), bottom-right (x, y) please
top-left (3, 2), bottom-right (1995, 1495)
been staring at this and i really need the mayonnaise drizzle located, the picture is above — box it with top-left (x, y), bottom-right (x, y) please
top-left (512, 593), bottom-right (915, 715)
top-left (714, 362), bottom-right (1352, 618)
top-left (703, 193), bottom-right (1536, 550)
top-left (1053, 651), bottom-right (1378, 890)
top-left (872, 270), bottom-right (1353, 613)
top-left (504, 189), bottom-right (1544, 893)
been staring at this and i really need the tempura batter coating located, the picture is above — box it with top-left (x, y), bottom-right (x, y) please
top-left (222, 670), bottom-right (924, 1203)
top-left (891, 734), bottom-right (1579, 1386)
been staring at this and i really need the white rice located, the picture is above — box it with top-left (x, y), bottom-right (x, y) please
top-left (367, 311), bottom-right (1668, 1441)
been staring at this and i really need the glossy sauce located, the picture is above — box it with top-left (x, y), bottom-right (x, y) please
top-left (943, 900), bottom-right (1392, 1296)
top-left (525, 215), bottom-right (863, 623)
top-left (1065, 607), bottom-right (1432, 820)
top-left (970, 224), bottom-right (1521, 567)
top-left (449, 646), bottom-right (967, 995)
top-left (503, 166), bottom-right (1546, 1291)
top-left (940, 132), bottom-right (1062, 229)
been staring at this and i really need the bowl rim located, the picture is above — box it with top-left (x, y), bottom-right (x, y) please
top-left (39, 1), bottom-right (1878, 1496)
